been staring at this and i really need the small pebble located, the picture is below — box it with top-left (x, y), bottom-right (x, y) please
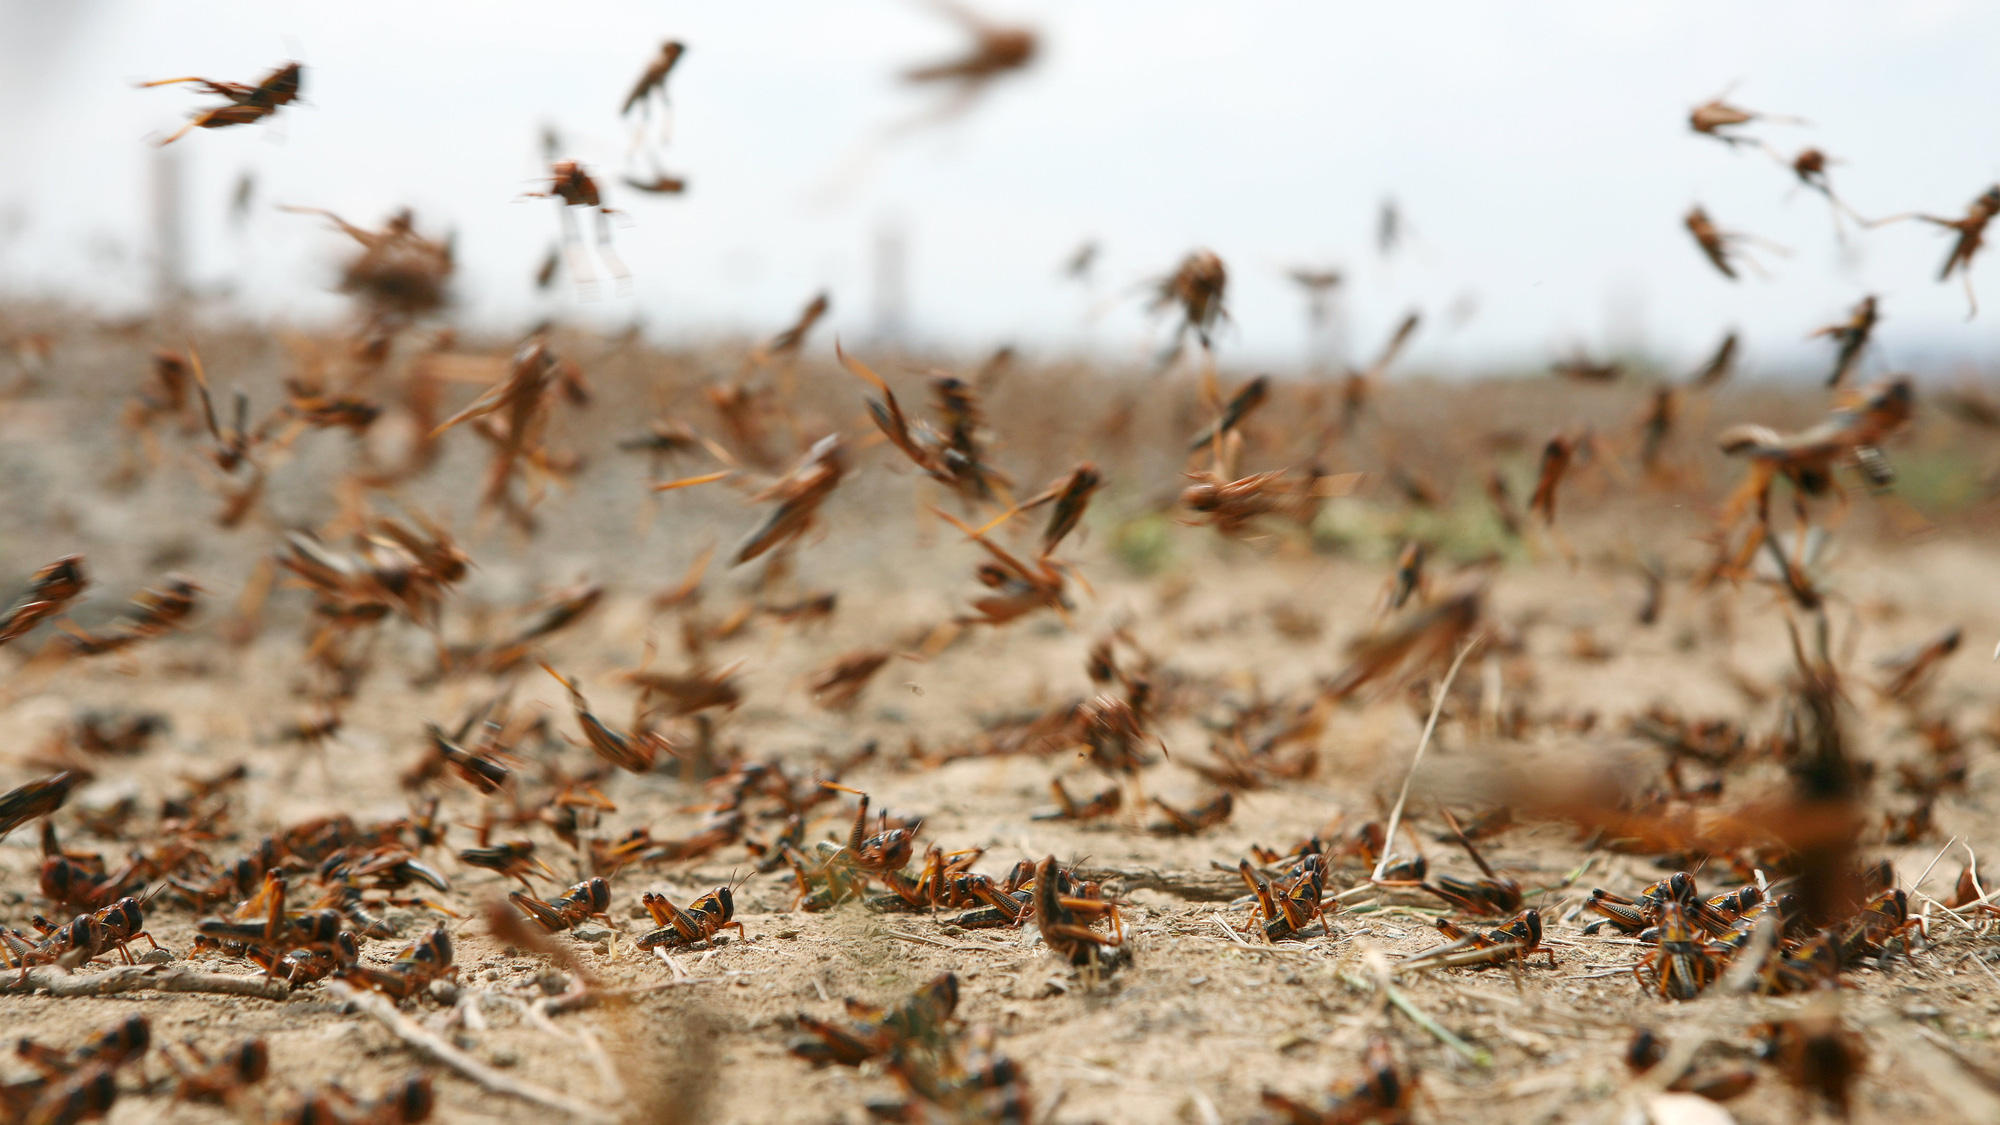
top-left (139, 947), bottom-right (175, 964)
top-left (489, 1050), bottom-right (520, 1069)
top-left (572, 926), bottom-right (613, 942)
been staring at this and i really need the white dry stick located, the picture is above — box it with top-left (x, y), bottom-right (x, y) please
top-left (332, 982), bottom-right (619, 1125)
top-left (1371, 635), bottom-right (1484, 883)
top-left (1212, 915), bottom-right (1255, 948)
top-left (1912, 834), bottom-right (1962, 890)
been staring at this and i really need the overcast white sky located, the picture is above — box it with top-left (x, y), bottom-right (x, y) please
top-left (1, 0), bottom-right (1997, 375)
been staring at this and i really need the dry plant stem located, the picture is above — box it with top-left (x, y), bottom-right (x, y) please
top-left (1371, 635), bottom-right (1483, 882)
top-left (332, 981), bottom-right (620, 1125)
top-left (0, 964), bottom-right (290, 1000)
top-left (1337, 970), bottom-right (1491, 1067)
top-left (1912, 835), bottom-right (1961, 890)
top-left (1714, 913), bottom-right (1778, 995)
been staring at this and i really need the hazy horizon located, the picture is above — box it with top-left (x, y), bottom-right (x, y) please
top-left (2, 0), bottom-right (1998, 378)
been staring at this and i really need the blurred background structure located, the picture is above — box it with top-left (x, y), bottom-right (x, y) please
top-left (1, 0), bottom-right (1997, 374)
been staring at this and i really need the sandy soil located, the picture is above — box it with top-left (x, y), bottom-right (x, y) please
top-left (2, 312), bottom-right (2000, 1125)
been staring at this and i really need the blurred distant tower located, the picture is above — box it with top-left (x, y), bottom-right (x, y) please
top-left (150, 145), bottom-right (188, 312)
top-left (871, 217), bottom-right (909, 348)
top-left (1289, 268), bottom-right (1347, 375)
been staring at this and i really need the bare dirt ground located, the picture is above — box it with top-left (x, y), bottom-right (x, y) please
top-left (3, 309), bottom-right (2000, 1124)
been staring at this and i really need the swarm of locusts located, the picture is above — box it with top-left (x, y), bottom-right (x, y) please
top-left (4, 26), bottom-right (2000, 1125)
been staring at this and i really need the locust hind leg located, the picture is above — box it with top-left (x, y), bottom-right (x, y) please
top-left (558, 209), bottom-right (597, 300)
top-left (594, 209), bottom-right (632, 295)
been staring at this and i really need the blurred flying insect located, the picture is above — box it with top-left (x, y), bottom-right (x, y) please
top-left (0, 556), bottom-right (87, 648)
top-left (1685, 205), bottom-right (1779, 280)
top-left (1812, 295), bottom-right (1877, 388)
top-left (52, 575), bottom-right (201, 658)
top-left (932, 506), bottom-right (1074, 630)
top-left (1711, 376), bottom-right (1915, 579)
top-left (1867, 184), bottom-right (2000, 316)
top-left (457, 841), bottom-right (555, 890)
top-left (1150, 249), bottom-right (1229, 360)
top-left (15, 1066), bottom-right (119, 1125)
top-left (497, 582), bottom-right (606, 659)
top-left (166, 1039), bottom-right (269, 1104)
top-left (1324, 582), bottom-right (1483, 702)
top-left (1261, 1036), bottom-right (1416, 1125)
top-left (1923, 185), bottom-right (1999, 318)
top-left (1689, 329), bottom-right (1739, 390)
top-left (525, 161), bottom-right (628, 298)
top-left (901, 1), bottom-right (1037, 125)
top-left (1529, 432), bottom-right (1574, 525)
top-left (1484, 470), bottom-right (1522, 538)
top-left (733, 435), bottom-right (846, 565)
top-left (807, 648), bottom-right (892, 713)
top-left (1336, 311), bottom-right (1420, 435)
top-left (623, 40), bottom-right (686, 116)
top-left (755, 292), bottom-right (831, 367)
top-left (11, 1015), bottom-right (151, 1080)
top-left (1637, 385), bottom-right (1678, 477)
top-left (790, 972), bottom-right (960, 1068)
top-left (1787, 147), bottom-right (1834, 194)
top-left (1031, 779), bottom-right (1122, 822)
top-left (621, 170), bottom-right (688, 195)
top-left (1381, 541), bottom-right (1428, 614)
top-left (185, 344), bottom-right (269, 527)
top-left (1149, 792), bottom-right (1233, 835)
top-left (430, 335), bottom-right (566, 530)
top-left (1187, 375), bottom-right (1270, 454)
top-left (1013, 462), bottom-right (1102, 558)
top-left (0, 773), bottom-right (80, 840)
top-left (621, 40), bottom-right (686, 148)
top-left (1688, 90), bottom-right (1802, 148)
top-left (1759, 1010), bottom-right (1866, 1120)
top-left (279, 1073), bottom-right (434, 1125)
top-left (1875, 625), bottom-right (1962, 706)
top-left (1549, 353), bottom-right (1623, 383)
top-left (144, 61), bottom-right (302, 145)
top-left (540, 661), bottom-right (670, 773)
top-left (1777, 146), bottom-right (1861, 234)
top-left (1288, 267), bottom-right (1344, 340)
top-left (1377, 198), bottom-right (1404, 257)
top-left (1062, 240), bottom-right (1099, 283)
top-left (838, 344), bottom-right (1009, 505)
top-left (283, 206), bottom-right (454, 325)
top-left (1181, 467), bottom-right (1359, 540)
